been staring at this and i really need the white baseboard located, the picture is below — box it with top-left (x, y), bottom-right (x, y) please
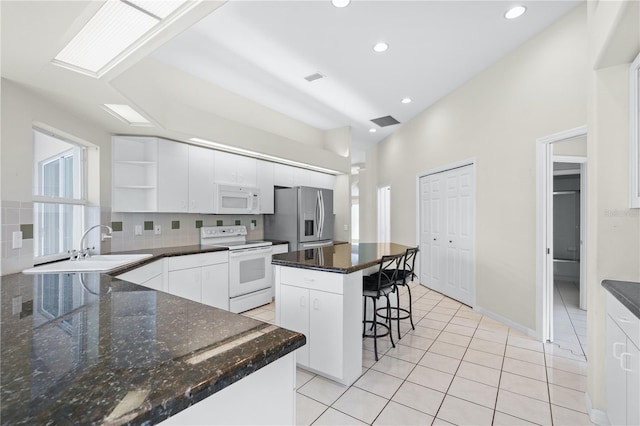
top-left (474, 305), bottom-right (539, 338)
top-left (585, 392), bottom-right (609, 426)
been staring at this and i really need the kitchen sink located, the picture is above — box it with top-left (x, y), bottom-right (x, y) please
top-left (22, 254), bottom-right (153, 274)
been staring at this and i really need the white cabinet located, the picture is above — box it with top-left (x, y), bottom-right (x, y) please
top-left (606, 293), bottom-right (640, 426)
top-left (116, 259), bottom-right (164, 291)
top-left (271, 244), bottom-right (289, 298)
top-left (201, 263), bottom-right (230, 310)
top-left (167, 252), bottom-right (230, 310)
top-left (214, 151), bottom-right (257, 186)
top-left (256, 160), bottom-right (275, 214)
top-left (279, 285), bottom-right (342, 377)
top-left (188, 145), bottom-right (215, 213)
top-left (158, 138), bottom-right (189, 212)
top-left (112, 137), bottom-right (158, 212)
top-left (275, 266), bottom-right (362, 385)
top-left (272, 163), bottom-right (335, 190)
top-left (274, 163), bottom-right (295, 187)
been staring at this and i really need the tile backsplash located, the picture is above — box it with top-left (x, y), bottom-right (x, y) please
top-left (109, 212), bottom-right (264, 252)
top-left (1, 200), bottom-right (35, 275)
top-left (1, 201), bottom-right (264, 276)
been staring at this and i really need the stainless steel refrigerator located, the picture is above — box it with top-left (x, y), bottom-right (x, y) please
top-left (264, 186), bottom-right (334, 251)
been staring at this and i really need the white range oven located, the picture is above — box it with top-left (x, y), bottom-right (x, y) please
top-left (200, 225), bottom-right (273, 313)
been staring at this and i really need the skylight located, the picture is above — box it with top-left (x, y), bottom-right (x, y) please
top-left (103, 104), bottom-right (153, 126)
top-left (52, 0), bottom-right (198, 78)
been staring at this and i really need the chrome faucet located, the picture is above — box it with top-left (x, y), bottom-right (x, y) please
top-left (70, 225), bottom-right (113, 260)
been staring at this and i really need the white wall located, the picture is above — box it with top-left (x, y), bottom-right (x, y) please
top-left (361, 6), bottom-right (588, 331)
top-left (585, 0), bottom-right (640, 414)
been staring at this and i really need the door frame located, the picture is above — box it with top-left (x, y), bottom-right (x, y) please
top-left (416, 159), bottom-right (477, 307)
top-left (377, 185), bottom-right (391, 243)
top-left (536, 125), bottom-right (587, 342)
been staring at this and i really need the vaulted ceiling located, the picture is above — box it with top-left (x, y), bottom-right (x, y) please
top-left (1, 0), bottom-right (580, 165)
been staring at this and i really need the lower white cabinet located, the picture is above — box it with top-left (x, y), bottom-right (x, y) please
top-left (606, 293), bottom-right (640, 426)
top-left (168, 252), bottom-right (230, 310)
top-left (275, 266), bottom-right (362, 385)
top-left (117, 252), bottom-right (229, 311)
top-left (116, 259), bottom-right (164, 291)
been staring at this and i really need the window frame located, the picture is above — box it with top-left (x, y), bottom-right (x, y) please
top-left (33, 128), bottom-right (88, 263)
top-left (631, 52), bottom-right (640, 208)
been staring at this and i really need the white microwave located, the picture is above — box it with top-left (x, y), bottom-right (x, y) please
top-left (213, 184), bottom-right (260, 214)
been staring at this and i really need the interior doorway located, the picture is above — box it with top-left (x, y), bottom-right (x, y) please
top-left (536, 126), bottom-right (587, 357)
top-left (377, 185), bottom-right (390, 243)
top-left (552, 158), bottom-right (587, 358)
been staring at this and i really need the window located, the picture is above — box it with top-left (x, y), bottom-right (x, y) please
top-left (631, 51), bottom-right (640, 208)
top-left (33, 128), bottom-right (86, 261)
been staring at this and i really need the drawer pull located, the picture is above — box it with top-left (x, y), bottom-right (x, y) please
top-left (619, 317), bottom-right (633, 324)
top-left (620, 352), bottom-right (632, 372)
top-left (613, 342), bottom-right (625, 360)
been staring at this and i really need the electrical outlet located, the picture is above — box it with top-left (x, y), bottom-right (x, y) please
top-left (343, 224), bottom-right (348, 231)
top-left (154, 225), bottom-right (162, 235)
top-left (12, 231), bottom-right (23, 249)
top-left (135, 225), bottom-right (143, 236)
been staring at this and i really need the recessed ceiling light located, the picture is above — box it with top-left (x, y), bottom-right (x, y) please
top-left (103, 104), bottom-right (152, 127)
top-left (401, 98), bottom-right (412, 104)
top-left (52, 0), bottom-right (197, 78)
top-left (504, 6), bottom-right (526, 19)
top-left (369, 128), bottom-right (377, 133)
top-left (373, 42), bottom-right (389, 53)
top-left (332, 0), bottom-right (350, 8)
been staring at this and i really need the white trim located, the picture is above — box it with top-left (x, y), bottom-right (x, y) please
top-left (553, 155), bottom-right (588, 164)
top-left (417, 157), bottom-right (477, 179)
top-left (585, 392), bottom-right (610, 426)
top-left (630, 52), bottom-right (640, 208)
top-left (474, 305), bottom-right (537, 337)
top-left (536, 125), bottom-right (587, 342)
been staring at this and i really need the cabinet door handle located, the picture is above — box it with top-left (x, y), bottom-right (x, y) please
top-left (619, 317), bottom-right (633, 324)
top-left (300, 296), bottom-right (305, 308)
top-left (620, 352), bottom-right (632, 372)
top-left (613, 342), bottom-right (625, 360)
top-left (313, 298), bottom-right (319, 310)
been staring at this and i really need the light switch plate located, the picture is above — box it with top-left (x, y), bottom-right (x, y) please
top-left (134, 225), bottom-right (143, 236)
top-left (12, 231), bottom-right (23, 249)
top-left (154, 225), bottom-right (162, 235)
top-left (343, 224), bottom-right (348, 231)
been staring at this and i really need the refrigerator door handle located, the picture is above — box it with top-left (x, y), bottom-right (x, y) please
top-left (319, 190), bottom-right (325, 237)
top-left (316, 190), bottom-right (321, 238)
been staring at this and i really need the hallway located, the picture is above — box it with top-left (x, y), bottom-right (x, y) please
top-left (552, 280), bottom-right (587, 361)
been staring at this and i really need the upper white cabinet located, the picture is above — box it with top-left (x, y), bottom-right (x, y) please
top-left (112, 137), bottom-right (335, 213)
top-left (112, 137), bottom-right (158, 212)
top-left (188, 145), bottom-right (215, 213)
top-left (274, 163), bottom-right (295, 187)
top-left (214, 151), bottom-right (257, 186)
top-left (157, 138), bottom-right (189, 212)
top-left (273, 162), bottom-right (335, 190)
top-left (256, 160), bottom-right (275, 214)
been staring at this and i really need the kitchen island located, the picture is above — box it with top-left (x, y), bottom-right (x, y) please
top-left (0, 259), bottom-right (305, 425)
top-left (272, 243), bottom-right (409, 385)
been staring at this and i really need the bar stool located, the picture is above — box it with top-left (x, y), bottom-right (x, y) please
top-left (375, 247), bottom-right (419, 340)
top-left (362, 255), bottom-right (400, 361)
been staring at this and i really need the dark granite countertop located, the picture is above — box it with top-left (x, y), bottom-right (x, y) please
top-left (0, 262), bottom-right (305, 424)
top-left (108, 244), bottom-right (229, 275)
top-left (602, 279), bottom-right (640, 319)
top-left (272, 242), bottom-right (411, 274)
top-left (263, 239), bottom-right (289, 246)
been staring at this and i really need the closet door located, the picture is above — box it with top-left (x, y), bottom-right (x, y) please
top-left (419, 164), bottom-right (475, 306)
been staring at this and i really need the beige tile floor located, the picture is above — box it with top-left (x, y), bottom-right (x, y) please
top-left (553, 280), bottom-right (588, 360)
top-left (243, 281), bottom-right (594, 425)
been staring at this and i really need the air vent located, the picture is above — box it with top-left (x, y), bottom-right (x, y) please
top-left (370, 115), bottom-right (400, 127)
top-left (304, 72), bottom-right (325, 82)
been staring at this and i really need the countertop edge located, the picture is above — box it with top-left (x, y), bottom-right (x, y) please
top-left (602, 279), bottom-right (640, 319)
